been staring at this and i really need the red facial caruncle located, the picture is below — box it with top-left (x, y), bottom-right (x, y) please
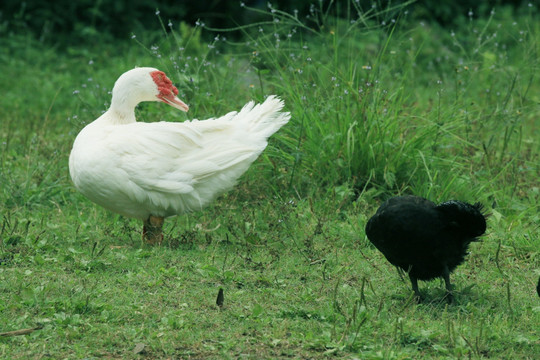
top-left (150, 70), bottom-right (189, 112)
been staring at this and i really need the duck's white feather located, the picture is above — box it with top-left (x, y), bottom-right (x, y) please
top-left (69, 69), bottom-right (289, 220)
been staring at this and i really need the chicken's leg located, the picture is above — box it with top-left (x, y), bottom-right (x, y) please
top-left (408, 273), bottom-right (423, 303)
top-left (442, 265), bottom-right (454, 303)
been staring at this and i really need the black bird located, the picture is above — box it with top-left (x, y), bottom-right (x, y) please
top-left (365, 195), bottom-right (486, 303)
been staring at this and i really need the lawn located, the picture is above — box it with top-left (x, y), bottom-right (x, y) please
top-left (1, 3), bottom-right (539, 359)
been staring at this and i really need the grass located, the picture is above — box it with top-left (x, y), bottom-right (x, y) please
top-left (1, 2), bottom-right (539, 359)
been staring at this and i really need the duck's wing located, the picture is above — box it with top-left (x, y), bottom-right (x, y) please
top-left (100, 114), bottom-right (266, 213)
top-left (71, 97), bottom-right (289, 219)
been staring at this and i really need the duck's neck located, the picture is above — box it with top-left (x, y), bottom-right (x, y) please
top-left (101, 96), bottom-right (139, 125)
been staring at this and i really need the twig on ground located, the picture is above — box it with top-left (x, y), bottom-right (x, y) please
top-left (0, 325), bottom-right (43, 337)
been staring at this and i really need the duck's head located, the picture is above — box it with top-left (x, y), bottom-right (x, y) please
top-left (112, 67), bottom-right (189, 112)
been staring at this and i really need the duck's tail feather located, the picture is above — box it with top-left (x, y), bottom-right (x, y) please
top-left (237, 95), bottom-right (290, 139)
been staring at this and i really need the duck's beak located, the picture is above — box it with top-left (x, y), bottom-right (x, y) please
top-left (159, 93), bottom-right (189, 112)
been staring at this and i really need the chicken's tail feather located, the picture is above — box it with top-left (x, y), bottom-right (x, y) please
top-left (437, 200), bottom-right (487, 238)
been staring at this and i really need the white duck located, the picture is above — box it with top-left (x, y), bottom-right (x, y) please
top-left (69, 67), bottom-right (290, 244)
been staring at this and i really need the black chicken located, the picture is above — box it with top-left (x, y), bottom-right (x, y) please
top-left (365, 195), bottom-right (486, 303)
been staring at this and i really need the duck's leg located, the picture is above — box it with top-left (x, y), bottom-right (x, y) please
top-left (442, 265), bottom-right (454, 304)
top-left (143, 215), bottom-right (164, 245)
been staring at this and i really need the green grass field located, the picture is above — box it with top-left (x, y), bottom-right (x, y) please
top-left (1, 3), bottom-right (539, 359)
